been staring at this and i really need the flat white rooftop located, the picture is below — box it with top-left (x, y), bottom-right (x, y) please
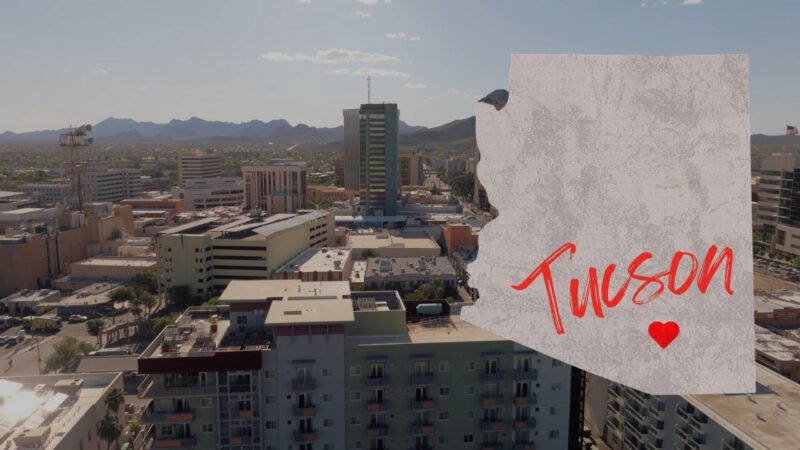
top-left (274, 247), bottom-right (351, 274)
top-left (220, 280), bottom-right (352, 303)
top-left (266, 299), bottom-right (355, 325)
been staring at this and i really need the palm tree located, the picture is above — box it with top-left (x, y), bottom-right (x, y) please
top-left (104, 385), bottom-right (125, 415)
top-left (97, 413), bottom-right (122, 450)
top-left (127, 421), bottom-right (142, 445)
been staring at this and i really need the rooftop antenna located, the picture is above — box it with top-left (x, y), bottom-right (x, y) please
top-left (367, 75), bottom-right (371, 104)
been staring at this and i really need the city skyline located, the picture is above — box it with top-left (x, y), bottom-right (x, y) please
top-left (2, 0), bottom-right (800, 135)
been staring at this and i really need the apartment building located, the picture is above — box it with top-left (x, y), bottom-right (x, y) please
top-left (81, 168), bottom-right (143, 203)
top-left (242, 163), bottom-right (308, 214)
top-left (137, 279), bottom-right (576, 450)
top-left (172, 177), bottom-right (245, 211)
top-left (0, 373), bottom-right (125, 450)
top-left (445, 156), bottom-right (467, 179)
top-left (179, 149), bottom-right (223, 186)
top-left (592, 365), bottom-right (800, 450)
top-left (334, 155), bottom-right (345, 188)
top-left (399, 149), bottom-right (424, 187)
top-left (155, 211), bottom-right (334, 297)
top-left (363, 255), bottom-right (457, 292)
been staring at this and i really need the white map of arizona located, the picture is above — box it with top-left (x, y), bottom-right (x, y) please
top-left (461, 54), bottom-right (754, 395)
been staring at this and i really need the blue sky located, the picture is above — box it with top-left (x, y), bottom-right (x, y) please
top-left (1, 0), bottom-right (798, 134)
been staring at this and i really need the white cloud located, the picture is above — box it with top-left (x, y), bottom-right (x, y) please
top-left (349, 10), bottom-right (371, 17)
top-left (403, 82), bottom-right (428, 89)
top-left (448, 88), bottom-right (466, 95)
top-left (137, 86), bottom-right (149, 91)
top-left (91, 68), bottom-right (107, 76)
top-left (356, 0), bottom-right (380, 5)
top-left (409, 36), bottom-right (421, 41)
top-left (386, 32), bottom-right (407, 39)
top-left (259, 48), bottom-right (399, 64)
top-left (297, 0), bottom-right (312, 3)
top-left (326, 67), bottom-right (411, 78)
top-left (640, 2), bottom-right (647, 6)
top-left (681, 0), bottom-right (702, 4)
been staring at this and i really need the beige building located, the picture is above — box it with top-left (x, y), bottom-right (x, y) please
top-left (70, 256), bottom-right (156, 280)
top-left (272, 247), bottom-right (353, 281)
top-left (347, 230), bottom-right (441, 259)
top-left (242, 162), bottom-right (307, 213)
top-left (0, 373), bottom-right (125, 450)
top-left (399, 148), bottom-right (424, 186)
top-left (171, 177), bottom-right (244, 211)
top-left (156, 210), bottom-right (335, 297)
top-left (178, 149), bottom-right (222, 186)
top-left (82, 168), bottom-right (143, 203)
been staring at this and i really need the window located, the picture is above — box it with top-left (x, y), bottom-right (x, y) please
top-left (323, 368), bottom-right (332, 377)
top-left (439, 362), bottom-right (450, 372)
top-left (201, 423), bottom-right (214, 433)
top-left (200, 398), bottom-right (212, 408)
top-left (464, 434), bottom-right (474, 443)
top-left (264, 369), bottom-right (276, 378)
top-left (464, 385), bottom-right (475, 395)
top-left (265, 395), bottom-right (276, 404)
top-left (551, 382), bottom-right (561, 391)
top-left (549, 430), bottom-right (560, 438)
top-left (439, 387), bottom-right (449, 396)
top-left (323, 394), bottom-right (333, 402)
top-left (464, 361), bottom-right (475, 371)
top-left (484, 358), bottom-right (499, 374)
top-left (439, 411), bottom-right (449, 421)
top-left (350, 391), bottom-right (361, 401)
top-left (552, 359), bottom-right (562, 367)
top-left (438, 436), bottom-right (448, 444)
top-left (350, 365), bottom-right (362, 376)
top-left (237, 315), bottom-right (247, 325)
top-left (550, 407), bottom-right (560, 415)
top-left (369, 363), bottom-right (384, 378)
top-left (350, 416), bottom-right (361, 425)
top-left (464, 410), bottom-right (475, 420)
top-left (265, 421), bottom-right (277, 429)
top-left (324, 418), bottom-right (334, 427)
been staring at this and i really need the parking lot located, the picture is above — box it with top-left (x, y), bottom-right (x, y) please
top-left (754, 256), bottom-right (800, 283)
top-left (0, 320), bottom-right (100, 376)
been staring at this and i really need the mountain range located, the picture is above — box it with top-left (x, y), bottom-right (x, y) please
top-left (0, 116), bottom-right (429, 145)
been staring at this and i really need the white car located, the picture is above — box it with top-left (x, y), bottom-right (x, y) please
top-left (68, 315), bottom-right (88, 323)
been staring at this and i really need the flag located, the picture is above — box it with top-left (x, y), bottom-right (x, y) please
top-left (787, 125), bottom-right (798, 135)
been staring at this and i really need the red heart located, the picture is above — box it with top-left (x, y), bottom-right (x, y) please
top-left (648, 321), bottom-right (679, 349)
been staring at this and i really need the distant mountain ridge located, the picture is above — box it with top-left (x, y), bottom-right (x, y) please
top-left (0, 116), bottom-right (427, 144)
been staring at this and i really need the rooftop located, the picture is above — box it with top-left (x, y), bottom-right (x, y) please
top-left (685, 365), bottom-right (800, 450)
top-left (755, 325), bottom-right (800, 363)
top-left (253, 210), bottom-right (328, 237)
top-left (273, 247), bottom-right (352, 274)
top-left (346, 231), bottom-right (439, 250)
top-left (71, 256), bottom-right (156, 268)
top-left (220, 280), bottom-right (352, 303)
top-left (265, 299), bottom-right (355, 325)
top-left (365, 256), bottom-right (456, 278)
top-left (1, 289), bottom-right (59, 304)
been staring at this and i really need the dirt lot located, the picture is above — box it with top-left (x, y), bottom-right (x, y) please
top-left (753, 271), bottom-right (800, 292)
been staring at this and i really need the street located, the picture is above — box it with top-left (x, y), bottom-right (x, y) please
top-left (0, 321), bottom-right (98, 376)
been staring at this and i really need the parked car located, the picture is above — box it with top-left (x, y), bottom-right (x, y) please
top-left (8, 330), bottom-right (25, 344)
top-left (0, 336), bottom-right (8, 345)
top-left (68, 315), bottom-right (88, 323)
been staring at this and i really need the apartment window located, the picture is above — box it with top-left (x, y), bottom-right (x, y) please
top-left (552, 359), bottom-right (562, 367)
top-left (237, 315), bottom-right (247, 325)
top-left (323, 394), bottom-right (333, 402)
top-left (464, 361), bottom-right (475, 371)
top-left (264, 369), bottom-right (276, 378)
top-left (265, 421), bottom-right (276, 429)
top-left (550, 407), bottom-right (560, 415)
top-left (265, 396), bottom-right (276, 404)
top-left (350, 365), bottom-right (362, 376)
top-left (323, 368), bottom-right (332, 377)
top-left (324, 418), bottom-right (334, 427)
top-left (464, 385), bottom-right (475, 395)
top-left (551, 382), bottom-right (561, 391)
top-left (296, 366), bottom-right (312, 381)
top-left (464, 434), bottom-right (474, 443)
top-left (350, 391), bottom-right (361, 401)
top-left (350, 416), bottom-right (361, 425)
top-left (549, 430), bottom-right (560, 438)
top-left (369, 363), bottom-right (384, 377)
top-left (200, 398), bottom-right (212, 408)
top-left (439, 387), bottom-right (449, 396)
top-left (485, 358), bottom-right (499, 374)
top-left (201, 424), bottom-right (213, 433)
top-left (439, 361), bottom-right (450, 372)
top-left (439, 411), bottom-right (449, 421)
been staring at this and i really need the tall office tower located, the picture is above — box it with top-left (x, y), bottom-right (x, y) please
top-left (242, 162), bottom-right (308, 213)
top-left (359, 104), bottom-right (399, 216)
top-left (137, 279), bottom-right (577, 450)
top-left (343, 109), bottom-right (360, 191)
top-left (179, 149), bottom-right (223, 186)
top-left (399, 148), bottom-right (424, 186)
top-left (334, 155), bottom-right (345, 187)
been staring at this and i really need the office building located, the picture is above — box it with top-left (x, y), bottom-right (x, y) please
top-left (400, 149), bottom-right (424, 186)
top-left (179, 149), bottom-right (223, 186)
top-left (358, 104), bottom-right (399, 216)
top-left (0, 373), bottom-right (125, 450)
top-left (364, 255), bottom-right (457, 292)
top-left (172, 177), bottom-right (245, 211)
top-left (334, 155), bottom-right (345, 188)
top-left (80, 168), bottom-right (142, 204)
top-left (137, 279), bottom-right (575, 450)
top-left (242, 163), bottom-right (307, 214)
top-left (347, 230), bottom-right (441, 259)
top-left (344, 109), bottom-right (360, 192)
top-left (155, 210), bottom-right (335, 297)
top-left (272, 247), bottom-right (353, 282)
top-left (591, 365), bottom-right (800, 450)
top-left (17, 183), bottom-right (71, 206)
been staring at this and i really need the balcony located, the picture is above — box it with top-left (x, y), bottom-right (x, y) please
top-left (366, 375), bottom-right (391, 387)
top-left (294, 430), bottom-right (317, 442)
top-left (228, 384), bottom-right (253, 393)
top-left (608, 400), bottom-right (621, 415)
top-left (688, 434), bottom-right (707, 448)
top-left (676, 405), bottom-right (689, 420)
top-left (366, 400), bottom-right (390, 412)
top-left (148, 436), bottom-right (196, 448)
top-left (624, 403), bottom-right (646, 422)
top-left (482, 371), bottom-right (504, 382)
top-left (410, 423), bottom-right (434, 434)
top-left (513, 394), bottom-right (536, 406)
top-left (230, 436), bottom-right (254, 445)
top-left (513, 418), bottom-right (536, 429)
top-left (367, 424), bottom-right (390, 437)
top-left (292, 378), bottom-right (317, 390)
top-left (293, 405), bottom-right (317, 416)
top-left (514, 370), bottom-right (537, 381)
top-left (623, 435), bottom-right (640, 450)
top-left (237, 410), bottom-right (254, 419)
top-left (411, 399), bottom-right (435, 410)
top-left (481, 394), bottom-right (503, 406)
top-left (410, 374), bottom-right (434, 385)
top-left (147, 384), bottom-right (216, 398)
top-left (607, 384), bottom-right (622, 397)
top-left (480, 420), bottom-right (504, 431)
top-left (688, 414), bottom-right (708, 432)
top-left (141, 404), bottom-right (194, 424)
top-left (623, 419), bottom-right (645, 437)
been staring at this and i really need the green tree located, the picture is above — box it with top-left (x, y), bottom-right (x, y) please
top-left (166, 285), bottom-right (192, 309)
top-left (362, 249), bottom-right (377, 258)
top-left (793, 256), bottom-right (800, 268)
top-left (44, 336), bottom-right (95, 373)
top-left (127, 421), bottom-right (143, 444)
top-left (449, 173), bottom-right (475, 200)
top-left (152, 312), bottom-right (180, 332)
top-left (108, 286), bottom-right (136, 306)
top-left (430, 185), bottom-right (442, 195)
top-left (138, 291), bottom-right (158, 317)
top-left (104, 385), bottom-right (125, 415)
top-left (132, 271), bottom-right (158, 294)
top-left (406, 278), bottom-right (445, 300)
top-left (87, 318), bottom-right (106, 336)
top-left (201, 296), bottom-right (220, 306)
top-left (97, 413), bottom-right (122, 450)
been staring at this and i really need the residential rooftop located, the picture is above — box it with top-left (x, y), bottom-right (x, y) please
top-left (219, 280), bottom-right (352, 303)
top-left (346, 231), bottom-right (440, 251)
top-left (273, 247), bottom-right (352, 274)
top-left (365, 256), bottom-right (456, 278)
top-left (266, 299), bottom-right (355, 325)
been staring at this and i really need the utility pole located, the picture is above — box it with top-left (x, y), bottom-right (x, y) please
top-left (35, 332), bottom-right (41, 374)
